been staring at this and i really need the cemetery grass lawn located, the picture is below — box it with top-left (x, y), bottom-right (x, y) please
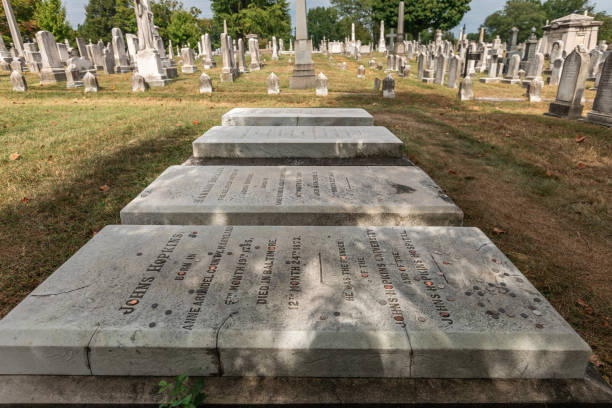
top-left (0, 53), bottom-right (610, 383)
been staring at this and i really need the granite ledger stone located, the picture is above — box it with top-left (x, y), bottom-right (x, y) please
top-left (0, 225), bottom-right (591, 378)
top-left (120, 166), bottom-right (463, 226)
top-left (221, 108), bottom-right (374, 126)
top-left (192, 126), bottom-right (403, 159)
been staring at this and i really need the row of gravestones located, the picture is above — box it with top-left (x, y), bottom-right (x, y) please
top-left (0, 108), bottom-right (592, 379)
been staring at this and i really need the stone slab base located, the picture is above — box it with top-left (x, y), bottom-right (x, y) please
top-left (422, 78), bottom-right (434, 84)
top-left (546, 102), bottom-right (584, 120)
top-left (222, 108), bottom-right (374, 126)
top-left (290, 74), bottom-right (316, 89)
top-left (183, 156), bottom-right (415, 167)
top-left (192, 126), bottom-right (403, 159)
top-left (116, 66), bottom-right (132, 73)
top-left (146, 78), bottom-right (171, 87)
top-left (182, 66), bottom-right (198, 74)
top-left (501, 79), bottom-right (521, 85)
top-left (0, 225), bottom-right (591, 378)
top-left (164, 67), bottom-right (178, 79)
top-left (119, 165), bottom-right (463, 226)
top-left (479, 78), bottom-right (500, 83)
top-left (0, 366), bottom-right (610, 406)
top-left (586, 110), bottom-right (612, 127)
top-left (221, 72), bottom-right (235, 82)
top-left (39, 68), bottom-right (67, 84)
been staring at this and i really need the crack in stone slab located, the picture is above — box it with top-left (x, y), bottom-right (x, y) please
top-left (215, 312), bottom-right (237, 377)
top-left (85, 325), bottom-right (100, 376)
top-left (31, 284), bottom-right (91, 297)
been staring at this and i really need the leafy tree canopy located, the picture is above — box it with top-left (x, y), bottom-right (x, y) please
top-left (77, 0), bottom-right (135, 43)
top-left (480, 0), bottom-right (607, 43)
top-left (34, 0), bottom-right (73, 41)
top-left (210, 0), bottom-right (291, 47)
top-left (0, 0), bottom-right (41, 45)
top-left (166, 9), bottom-right (201, 48)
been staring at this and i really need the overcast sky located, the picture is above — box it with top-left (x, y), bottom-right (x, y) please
top-left (65, 0), bottom-right (612, 36)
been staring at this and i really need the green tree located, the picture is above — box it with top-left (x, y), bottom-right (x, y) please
top-left (167, 9), bottom-right (201, 48)
top-left (151, 0), bottom-right (184, 41)
top-left (542, 0), bottom-right (593, 21)
top-left (34, 0), bottom-right (73, 41)
top-left (330, 0), bottom-right (374, 30)
top-left (77, 0), bottom-right (135, 43)
top-left (0, 0), bottom-right (41, 45)
top-left (482, 0), bottom-right (546, 43)
top-left (210, 0), bottom-right (291, 47)
top-left (370, 0), bottom-right (471, 40)
top-left (307, 6), bottom-right (341, 44)
top-left (594, 11), bottom-right (611, 44)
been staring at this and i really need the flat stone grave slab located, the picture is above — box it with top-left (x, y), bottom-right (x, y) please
top-left (192, 126), bottom-right (403, 159)
top-left (120, 166), bottom-right (463, 226)
top-left (221, 108), bottom-right (374, 126)
top-left (0, 225), bottom-right (590, 378)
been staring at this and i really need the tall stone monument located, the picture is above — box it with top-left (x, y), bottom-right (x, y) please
top-left (290, 0), bottom-right (315, 89)
top-left (378, 20), bottom-right (386, 53)
top-left (134, 0), bottom-right (170, 87)
top-left (586, 52), bottom-right (611, 126)
top-left (394, 2), bottom-right (405, 55)
top-left (547, 45), bottom-right (589, 119)
top-left (112, 28), bottom-right (132, 73)
top-left (2, 0), bottom-right (24, 58)
top-left (202, 34), bottom-right (215, 69)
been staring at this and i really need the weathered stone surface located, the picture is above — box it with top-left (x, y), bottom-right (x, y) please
top-left (221, 108), bottom-right (374, 126)
top-left (120, 165), bottom-right (463, 226)
top-left (267, 72), bottom-right (280, 94)
top-left (383, 74), bottom-right (395, 98)
top-left (192, 126), bottom-right (402, 159)
top-left (547, 45), bottom-right (588, 119)
top-left (199, 72), bottom-right (212, 94)
top-left (0, 225), bottom-right (591, 378)
top-left (10, 69), bottom-right (26, 91)
top-left (586, 52), bottom-right (612, 126)
top-left (315, 72), bottom-right (328, 96)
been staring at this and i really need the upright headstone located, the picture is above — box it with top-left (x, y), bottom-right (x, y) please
top-left (458, 76), bottom-right (473, 101)
top-left (528, 77), bottom-right (543, 102)
top-left (134, 0), bottom-right (170, 86)
top-left (586, 53), bottom-right (612, 126)
top-left (378, 20), bottom-right (386, 53)
top-left (548, 57), bottom-right (564, 86)
top-left (520, 28), bottom-right (538, 71)
top-left (502, 54), bottom-right (521, 84)
top-left (446, 55), bottom-right (460, 88)
top-left (10, 69), bottom-right (26, 91)
top-left (290, 0), bottom-right (316, 88)
top-left (202, 34), bottom-right (215, 69)
top-left (547, 45), bottom-right (589, 118)
top-left (56, 43), bottom-right (69, 63)
top-left (75, 38), bottom-right (88, 60)
top-left (36, 31), bottom-right (67, 83)
top-left (132, 72), bottom-right (148, 92)
top-left (382, 74), bottom-right (395, 98)
top-left (248, 36), bottom-right (261, 71)
top-left (65, 58), bottom-right (84, 88)
top-left (480, 54), bottom-right (501, 83)
top-left (316, 72), bottom-right (328, 96)
top-left (199, 72), bottom-right (212, 94)
top-left (526, 52), bottom-right (544, 82)
top-left (112, 28), bottom-right (131, 73)
top-left (417, 52), bottom-right (425, 80)
top-left (267, 72), bottom-right (280, 94)
top-left (220, 33), bottom-right (234, 82)
top-left (433, 54), bottom-right (446, 85)
top-left (237, 38), bottom-right (247, 73)
top-left (374, 77), bottom-right (381, 90)
top-left (102, 48), bottom-right (115, 74)
top-left (180, 48), bottom-right (198, 73)
top-left (357, 64), bottom-right (365, 78)
top-left (272, 36), bottom-right (279, 60)
top-left (83, 71), bottom-right (99, 92)
top-left (587, 48), bottom-right (603, 80)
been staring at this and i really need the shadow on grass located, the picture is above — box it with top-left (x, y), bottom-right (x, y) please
top-left (0, 124), bottom-right (195, 317)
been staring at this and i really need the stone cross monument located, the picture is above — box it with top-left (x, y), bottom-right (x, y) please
top-left (290, 0), bottom-right (315, 89)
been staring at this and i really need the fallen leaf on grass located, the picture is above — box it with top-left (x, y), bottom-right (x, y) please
top-left (192, 120), bottom-right (199, 125)
top-left (9, 153), bottom-right (21, 161)
top-left (175, 123), bottom-right (181, 127)
top-left (51, 121), bottom-right (56, 126)
top-left (99, 185), bottom-right (110, 192)
top-left (20, 197), bottom-right (30, 204)
top-left (545, 170), bottom-right (553, 177)
top-left (578, 162), bottom-right (586, 169)
top-left (46, 155), bottom-right (53, 163)
top-left (590, 354), bottom-right (605, 368)
top-left (577, 299), bottom-right (586, 307)
top-left (492, 227), bottom-right (506, 235)
top-left (447, 169), bottom-right (457, 175)
top-left (575, 135), bottom-right (586, 143)
top-left (210, 106), bottom-right (214, 110)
